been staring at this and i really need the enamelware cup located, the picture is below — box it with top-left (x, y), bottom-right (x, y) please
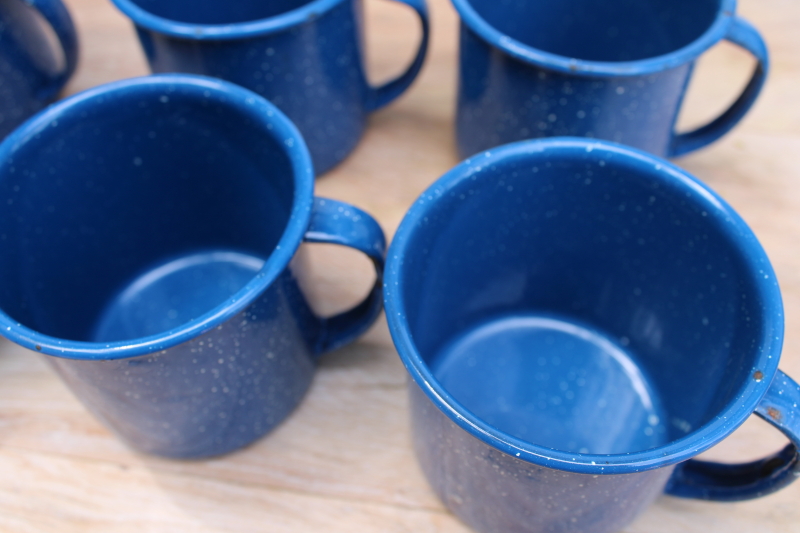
top-left (0, 0), bottom-right (78, 138)
top-left (109, 0), bottom-right (430, 175)
top-left (0, 74), bottom-right (386, 458)
top-left (384, 138), bottom-right (800, 533)
top-left (453, 0), bottom-right (768, 159)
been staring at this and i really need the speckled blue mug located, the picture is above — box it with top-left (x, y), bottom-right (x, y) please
top-left (0, 74), bottom-right (386, 458)
top-left (454, 0), bottom-right (768, 159)
top-left (0, 0), bottom-right (78, 138)
top-left (109, 0), bottom-right (430, 175)
top-left (384, 138), bottom-right (800, 533)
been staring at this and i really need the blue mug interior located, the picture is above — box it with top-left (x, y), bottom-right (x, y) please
top-left (127, 0), bottom-right (316, 25)
top-left (0, 80), bottom-right (295, 343)
top-left (467, 0), bottom-right (720, 62)
top-left (398, 143), bottom-right (772, 455)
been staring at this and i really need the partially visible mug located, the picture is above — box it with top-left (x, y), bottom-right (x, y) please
top-left (0, 0), bottom-right (77, 138)
top-left (0, 74), bottom-right (386, 458)
top-left (385, 138), bottom-right (800, 533)
top-left (110, 0), bottom-right (429, 175)
top-left (454, 0), bottom-right (767, 159)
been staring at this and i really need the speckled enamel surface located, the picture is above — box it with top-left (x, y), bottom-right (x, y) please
top-left (112, 0), bottom-right (430, 175)
top-left (452, 0), bottom-right (768, 159)
top-left (49, 270), bottom-right (319, 458)
top-left (456, 27), bottom-right (691, 158)
top-left (0, 75), bottom-right (386, 458)
top-left (409, 383), bottom-right (674, 533)
top-left (384, 139), bottom-right (800, 533)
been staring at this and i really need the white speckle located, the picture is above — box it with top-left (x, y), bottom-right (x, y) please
top-left (159, 95), bottom-right (169, 103)
top-left (133, 157), bottom-right (143, 166)
top-left (577, 110), bottom-right (586, 119)
top-left (616, 86), bottom-right (625, 95)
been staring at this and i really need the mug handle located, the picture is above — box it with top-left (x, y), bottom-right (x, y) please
top-left (27, 0), bottom-right (79, 101)
top-left (303, 197), bottom-right (386, 354)
top-left (365, 0), bottom-right (430, 112)
top-left (668, 16), bottom-right (768, 157)
top-left (665, 370), bottom-right (800, 501)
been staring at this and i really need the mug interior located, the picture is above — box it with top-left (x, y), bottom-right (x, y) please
top-left (126, 0), bottom-right (317, 25)
top-left (466, 0), bottom-right (721, 62)
top-left (0, 80), bottom-right (296, 343)
top-left (397, 143), bottom-right (771, 455)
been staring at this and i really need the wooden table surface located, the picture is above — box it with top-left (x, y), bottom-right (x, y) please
top-left (2, 0), bottom-right (800, 531)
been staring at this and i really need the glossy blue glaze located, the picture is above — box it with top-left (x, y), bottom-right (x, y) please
top-left (109, 0), bottom-right (429, 175)
top-left (0, 74), bottom-right (386, 458)
top-left (433, 314), bottom-right (669, 455)
top-left (666, 370), bottom-right (800, 500)
top-left (384, 138), bottom-right (800, 533)
top-left (0, 0), bottom-right (77, 138)
top-left (453, 0), bottom-right (768, 159)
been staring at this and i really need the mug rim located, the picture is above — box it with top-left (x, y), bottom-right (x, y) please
top-left (109, 0), bottom-right (347, 40)
top-left (384, 137), bottom-right (784, 475)
top-left (451, 0), bottom-right (737, 76)
top-left (0, 74), bottom-right (315, 360)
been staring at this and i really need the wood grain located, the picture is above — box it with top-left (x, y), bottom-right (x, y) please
top-left (1, 0), bottom-right (799, 531)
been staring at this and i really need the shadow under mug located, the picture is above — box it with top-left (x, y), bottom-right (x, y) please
top-left (0, 0), bottom-right (78, 138)
top-left (453, 0), bottom-right (768, 159)
top-left (385, 138), bottom-right (800, 533)
top-left (0, 74), bottom-right (386, 458)
top-left (110, 0), bottom-right (430, 175)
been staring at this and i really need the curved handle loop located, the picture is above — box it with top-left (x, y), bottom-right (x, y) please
top-left (665, 370), bottom-right (800, 501)
top-left (366, 0), bottom-right (430, 112)
top-left (669, 16), bottom-right (768, 157)
top-left (27, 0), bottom-right (79, 101)
top-left (304, 197), bottom-right (386, 354)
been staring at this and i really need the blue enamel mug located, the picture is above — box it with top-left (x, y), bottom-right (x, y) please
top-left (384, 138), bottom-right (800, 533)
top-left (109, 0), bottom-right (430, 175)
top-left (0, 74), bottom-right (386, 458)
top-left (0, 0), bottom-right (78, 138)
top-left (454, 0), bottom-right (768, 159)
